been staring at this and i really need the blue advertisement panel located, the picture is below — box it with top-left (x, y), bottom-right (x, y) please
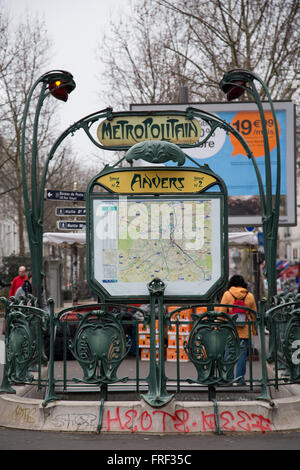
top-left (130, 101), bottom-right (296, 226)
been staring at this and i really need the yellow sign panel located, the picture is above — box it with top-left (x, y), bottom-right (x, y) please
top-left (97, 170), bottom-right (217, 194)
top-left (97, 115), bottom-right (201, 147)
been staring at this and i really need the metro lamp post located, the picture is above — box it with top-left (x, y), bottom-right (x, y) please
top-left (21, 70), bottom-right (76, 304)
top-left (219, 69), bottom-right (281, 301)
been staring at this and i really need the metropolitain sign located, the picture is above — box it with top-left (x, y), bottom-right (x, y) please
top-left (97, 115), bottom-right (201, 147)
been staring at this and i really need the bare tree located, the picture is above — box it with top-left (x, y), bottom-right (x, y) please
top-left (0, 11), bottom-right (75, 254)
top-left (97, 0), bottom-right (299, 105)
top-left (97, 1), bottom-right (194, 108)
top-left (96, 0), bottom-right (300, 223)
top-left (157, 0), bottom-right (300, 101)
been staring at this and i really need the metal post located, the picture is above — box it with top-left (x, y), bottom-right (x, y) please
top-left (42, 299), bottom-right (59, 406)
top-left (256, 299), bottom-right (273, 403)
top-left (20, 70), bottom-right (75, 306)
top-left (0, 299), bottom-right (15, 394)
top-left (219, 70), bottom-right (281, 302)
top-left (142, 278), bottom-right (173, 407)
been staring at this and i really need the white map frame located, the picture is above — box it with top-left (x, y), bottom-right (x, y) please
top-left (91, 195), bottom-right (223, 299)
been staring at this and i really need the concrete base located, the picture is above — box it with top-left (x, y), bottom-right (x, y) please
top-left (1, 384), bottom-right (300, 433)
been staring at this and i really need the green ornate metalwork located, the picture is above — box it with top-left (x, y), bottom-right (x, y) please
top-left (219, 69), bottom-right (281, 301)
top-left (13, 66), bottom-right (289, 417)
top-left (68, 309), bottom-right (131, 384)
top-left (183, 310), bottom-right (240, 385)
top-left (264, 295), bottom-right (300, 387)
top-left (21, 99), bottom-right (260, 308)
top-left (2, 293), bottom-right (300, 413)
top-left (0, 297), bottom-right (49, 393)
top-left (141, 278), bottom-right (172, 407)
top-left (125, 140), bottom-right (186, 166)
top-left (20, 67), bottom-right (282, 325)
top-left (20, 71), bottom-right (75, 303)
top-left (283, 308), bottom-right (300, 381)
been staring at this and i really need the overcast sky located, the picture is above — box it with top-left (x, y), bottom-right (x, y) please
top-left (2, 0), bottom-right (129, 161)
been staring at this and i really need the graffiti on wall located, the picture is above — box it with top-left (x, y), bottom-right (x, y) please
top-left (9, 404), bottom-right (273, 433)
top-left (105, 407), bottom-right (272, 433)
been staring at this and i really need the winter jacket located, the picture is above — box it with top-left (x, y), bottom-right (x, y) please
top-left (218, 286), bottom-right (257, 338)
top-left (15, 286), bottom-right (27, 300)
top-left (9, 275), bottom-right (28, 297)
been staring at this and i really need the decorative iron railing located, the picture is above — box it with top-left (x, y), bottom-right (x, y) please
top-left (264, 293), bottom-right (300, 387)
top-left (1, 293), bottom-right (300, 416)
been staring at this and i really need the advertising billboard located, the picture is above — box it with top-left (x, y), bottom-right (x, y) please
top-left (130, 101), bottom-right (296, 226)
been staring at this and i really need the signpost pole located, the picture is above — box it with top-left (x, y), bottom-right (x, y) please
top-left (141, 278), bottom-right (172, 407)
top-left (220, 69), bottom-right (281, 302)
top-left (20, 70), bottom-right (75, 303)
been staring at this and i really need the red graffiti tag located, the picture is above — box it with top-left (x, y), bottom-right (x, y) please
top-left (104, 407), bottom-right (272, 433)
top-left (220, 411), bottom-right (236, 431)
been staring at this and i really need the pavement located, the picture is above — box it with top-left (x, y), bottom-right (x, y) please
top-left (1, 302), bottom-right (300, 434)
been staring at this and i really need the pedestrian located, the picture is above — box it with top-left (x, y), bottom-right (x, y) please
top-left (3, 266), bottom-right (28, 335)
top-left (15, 273), bottom-right (33, 300)
top-left (9, 266), bottom-right (27, 297)
top-left (218, 274), bottom-right (257, 384)
top-left (9, 266), bottom-right (28, 297)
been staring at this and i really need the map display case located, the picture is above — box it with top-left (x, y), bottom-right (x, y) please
top-left (86, 165), bottom-right (228, 303)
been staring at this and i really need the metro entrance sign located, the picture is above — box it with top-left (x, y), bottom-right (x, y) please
top-left (97, 113), bottom-right (202, 147)
top-left (19, 77), bottom-right (282, 304)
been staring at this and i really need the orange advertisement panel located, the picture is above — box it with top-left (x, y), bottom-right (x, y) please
top-left (229, 111), bottom-right (280, 158)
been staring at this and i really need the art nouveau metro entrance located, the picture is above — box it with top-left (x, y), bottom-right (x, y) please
top-left (1, 71), bottom-right (300, 434)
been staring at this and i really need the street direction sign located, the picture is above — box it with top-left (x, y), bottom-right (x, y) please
top-left (57, 221), bottom-right (86, 230)
top-left (56, 207), bottom-right (86, 216)
top-left (46, 189), bottom-right (85, 201)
